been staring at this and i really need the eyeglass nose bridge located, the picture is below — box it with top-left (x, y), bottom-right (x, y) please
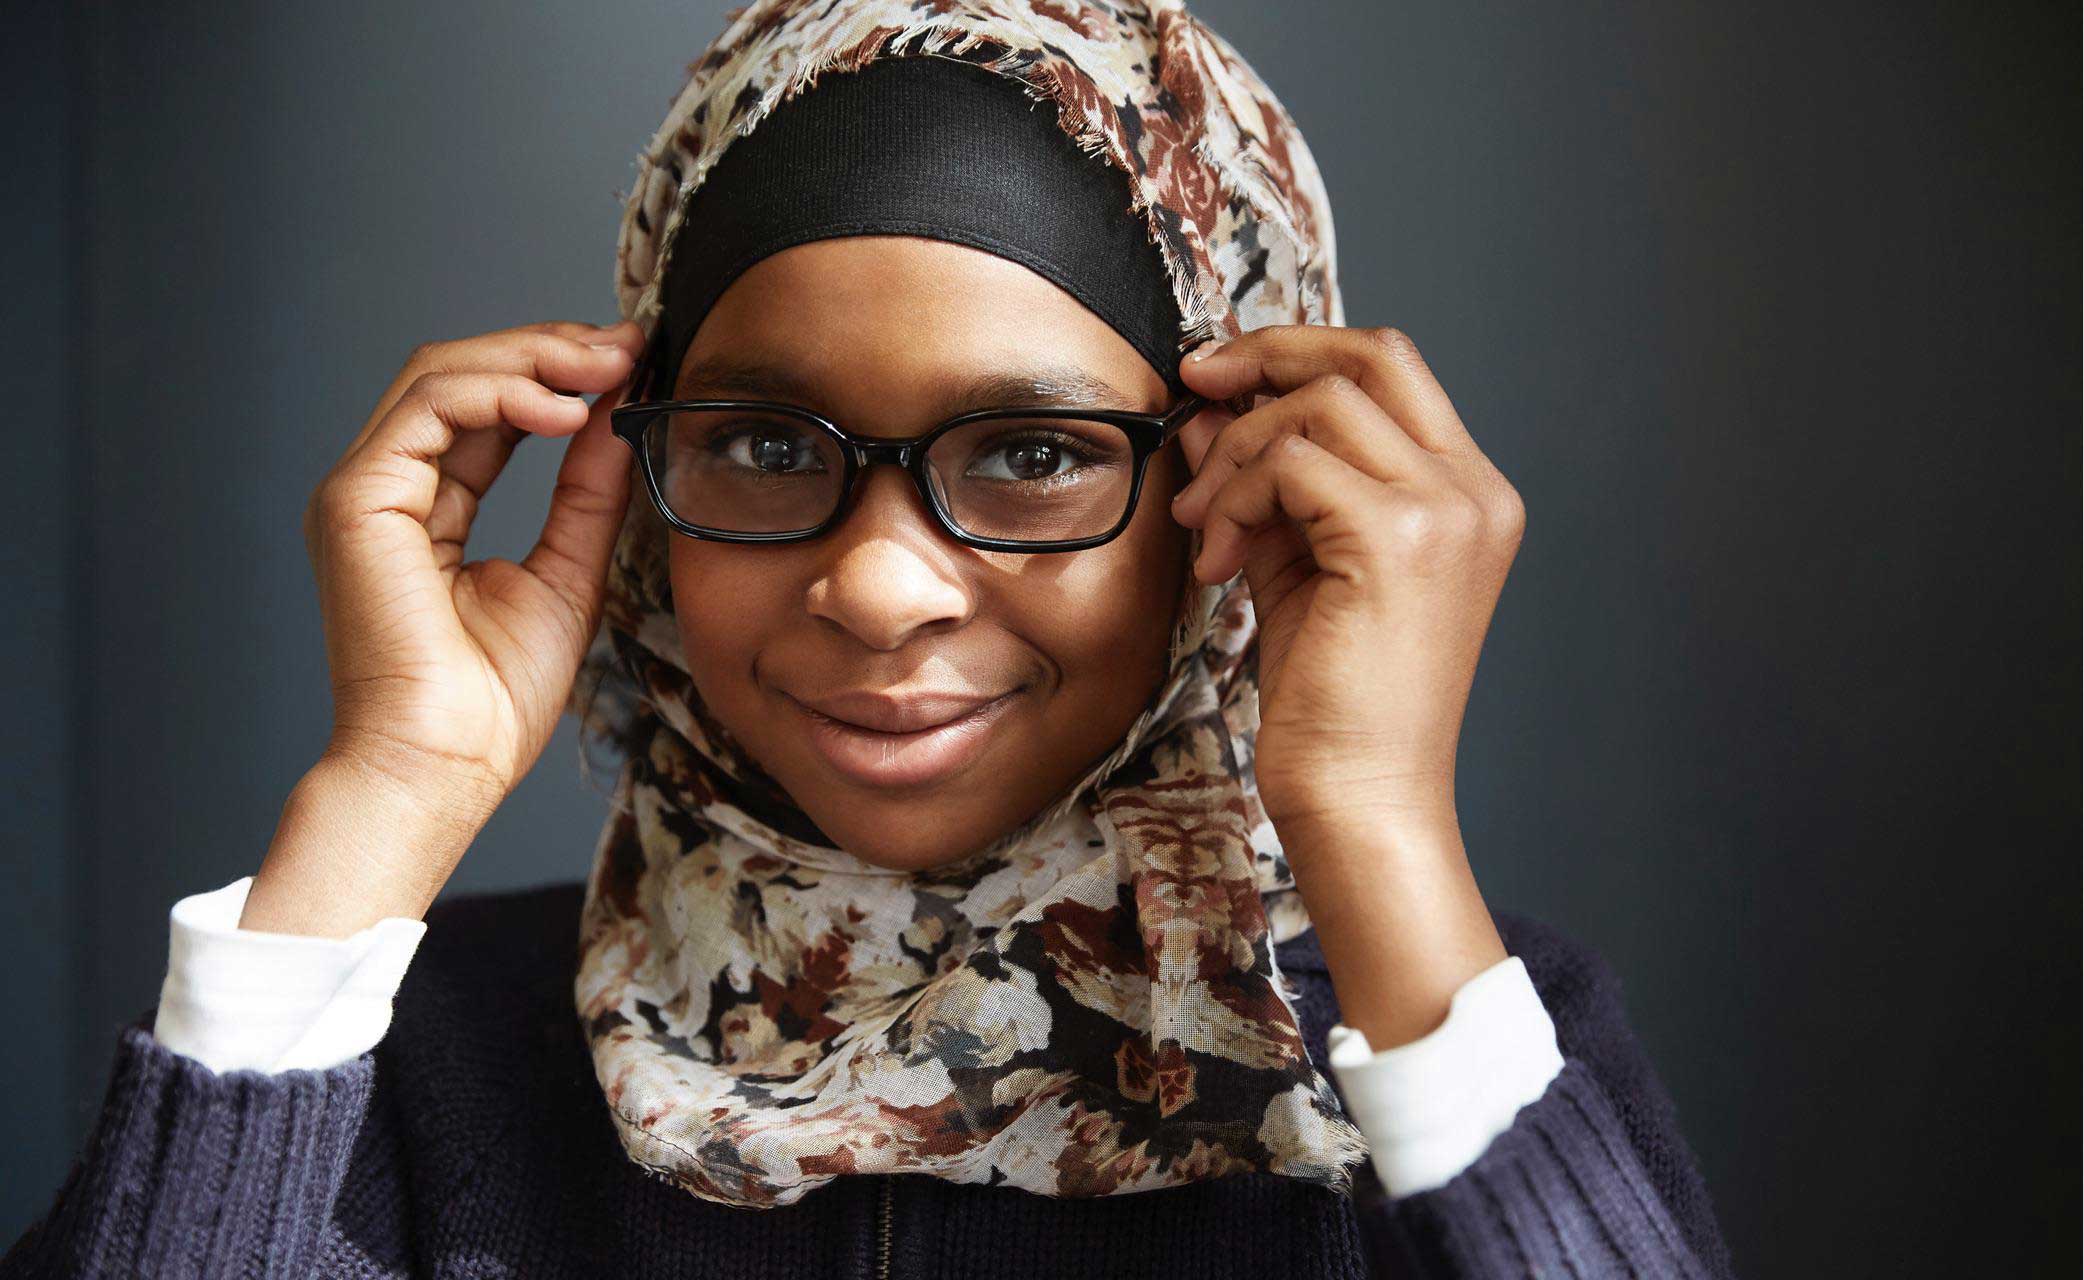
top-left (823, 437), bottom-right (948, 537)
top-left (844, 438), bottom-right (926, 470)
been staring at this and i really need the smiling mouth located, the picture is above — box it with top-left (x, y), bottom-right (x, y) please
top-left (787, 689), bottom-right (1023, 790)
top-left (800, 696), bottom-right (1012, 737)
top-left (789, 686), bottom-right (1023, 734)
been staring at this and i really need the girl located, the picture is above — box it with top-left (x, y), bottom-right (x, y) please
top-left (5, 2), bottom-right (1733, 1276)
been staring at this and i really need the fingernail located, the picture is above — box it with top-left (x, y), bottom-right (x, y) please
top-left (554, 391), bottom-right (585, 402)
top-left (1186, 341), bottom-right (1224, 362)
top-left (586, 341), bottom-right (625, 352)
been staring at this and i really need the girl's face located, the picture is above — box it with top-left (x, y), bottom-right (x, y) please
top-left (666, 235), bottom-right (1195, 872)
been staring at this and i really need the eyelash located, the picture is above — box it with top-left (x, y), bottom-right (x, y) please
top-left (962, 428), bottom-right (1108, 479)
top-left (696, 423), bottom-right (1110, 469)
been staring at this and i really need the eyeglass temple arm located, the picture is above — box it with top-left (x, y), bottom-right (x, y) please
top-left (1160, 392), bottom-right (1220, 444)
top-left (628, 329), bottom-right (663, 402)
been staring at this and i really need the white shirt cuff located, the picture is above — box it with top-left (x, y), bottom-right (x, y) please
top-left (1326, 953), bottom-right (1566, 1197)
top-left (151, 875), bottom-right (428, 1074)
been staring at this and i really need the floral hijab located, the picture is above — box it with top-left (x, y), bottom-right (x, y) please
top-left (569, 0), bottom-right (1365, 1209)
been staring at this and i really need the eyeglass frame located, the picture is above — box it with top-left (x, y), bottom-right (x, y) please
top-left (609, 388), bottom-right (1212, 554)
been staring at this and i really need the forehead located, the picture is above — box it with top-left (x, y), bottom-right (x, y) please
top-left (672, 235), bottom-right (1170, 425)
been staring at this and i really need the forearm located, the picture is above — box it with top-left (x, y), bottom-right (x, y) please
top-left (1277, 801), bottom-right (1507, 1051)
top-left (241, 747), bottom-right (495, 938)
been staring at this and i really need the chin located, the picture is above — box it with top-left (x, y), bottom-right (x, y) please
top-left (806, 801), bottom-right (1005, 872)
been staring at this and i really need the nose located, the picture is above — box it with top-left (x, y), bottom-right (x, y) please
top-left (802, 466), bottom-right (975, 650)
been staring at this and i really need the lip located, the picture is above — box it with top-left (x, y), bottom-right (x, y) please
top-left (787, 688), bottom-right (1022, 790)
top-left (793, 686), bottom-right (1025, 734)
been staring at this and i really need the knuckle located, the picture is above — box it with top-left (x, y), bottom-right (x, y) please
top-left (1386, 500), bottom-right (1438, 549)
top-left (1440, 492), bottom-right (1485, 539)
top-left (1293, 375), bottom-right (1370, 446)
top-left (1384, 492), bottom-right (1480, 556)
top-left (1366, 325), bottom-right (1424, 368)
top-left (308, 475), bottom-right (353, 534)
top-left (406, 369), bottom-right (495, 417)
top-left (402, 368), bottom-right (449, 405)
top-left (521, 328), bottom-right (572, 359)
top-left (321, 475), bottom-right (403, 539)
top-left (1306, 371), bottom-right (1363, 403)
top-left (1224, 323), bottom-right (1289, 364)
top-left (548, 476), bottom-right (615, 522)
top-left (1214, 426), bottom-right (1257, 471)
top-left (1488, 480), bottom-right (1528, 540)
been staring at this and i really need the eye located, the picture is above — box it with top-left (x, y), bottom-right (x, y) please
top-left (709, 423), bottom-right (830, 476)
top-left (962, 427), bottom-right (1107, 483)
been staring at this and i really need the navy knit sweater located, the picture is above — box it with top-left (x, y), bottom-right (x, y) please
top-left (2, 883), bottom-right (1736, 1278)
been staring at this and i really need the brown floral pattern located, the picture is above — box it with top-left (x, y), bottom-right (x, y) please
top-left (570, 0), bottom-right (1363, 1209)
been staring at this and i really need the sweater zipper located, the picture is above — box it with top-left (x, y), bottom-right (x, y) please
top-left (874, 1176), bottom-right (894, 1280)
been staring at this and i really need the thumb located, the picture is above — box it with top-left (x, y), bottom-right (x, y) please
top-left (521, 374), bottom-right (635, 618)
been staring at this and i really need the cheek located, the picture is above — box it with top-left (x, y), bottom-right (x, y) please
top-left (1029, 448), bottom-right (1193, 692)
top-left (1127, 441), bottom-right (1193, 609)
top-left (668, 543), bottom-right (780, 683)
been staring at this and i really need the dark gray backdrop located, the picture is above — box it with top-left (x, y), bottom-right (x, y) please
top-left (5, 2), bottom-right (2076, 1274)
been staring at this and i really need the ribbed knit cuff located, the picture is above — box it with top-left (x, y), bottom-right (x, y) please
top-left (6, 1018), bottom-right (376, 1278)
top-left (1353, 1059), bottom-right (1714, 1279)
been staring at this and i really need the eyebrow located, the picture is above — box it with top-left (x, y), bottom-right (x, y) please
top-left (672, 357), bottom-right (1146, 416)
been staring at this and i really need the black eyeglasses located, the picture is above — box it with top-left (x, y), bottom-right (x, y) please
top-left (610, 390), bottom-right (1209, 553)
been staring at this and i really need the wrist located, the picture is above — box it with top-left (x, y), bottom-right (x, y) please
top-left (1274, 806), bottom-right (1506, 1051)
top-left (240, 751), bottom-right (495, 937)
top-left (1263, 773), bottom-right (1458, 845)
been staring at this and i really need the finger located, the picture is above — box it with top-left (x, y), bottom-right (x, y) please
top-left (311, 372), bottom-right (591, 626)
top-left (331, 371), bottom-right (592, 537)
top-left (424, 420), bottom-right (529, 574)
top-left (351, 321), bottom-right (641, 458)
top-left (1172, 400), bottom-right (1235, 477)
top-left (424, 326), bottom-right (639, 559)
top-left (1181, 324), bottom-right (1479, 457)
top-left (520, 372), bottom-right (637, 622)
top-left (364, 322), bottom-right (638, 439)
top-left (1193, 433), bottom-right (1383, 587)
top-left (1171, 372), bottom-right (1440, 527)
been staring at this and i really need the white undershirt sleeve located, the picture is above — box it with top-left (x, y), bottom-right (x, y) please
top-left (151, 875), bottom-right (428, 1074)
top-left (151, 869), bottom-right (1563, 1171)
top-left (1325, 953), bottom-right (1566, 1198)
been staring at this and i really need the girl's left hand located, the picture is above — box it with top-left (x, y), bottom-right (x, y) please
top-left (1170, 324), bottom-right (1526, 836)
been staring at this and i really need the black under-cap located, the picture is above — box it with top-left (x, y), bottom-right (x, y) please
top-left (641, 54), bottom-right (1188, 401)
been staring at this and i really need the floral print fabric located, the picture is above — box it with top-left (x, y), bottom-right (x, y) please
top-left (571, 0), bottom-right (1367, 1208)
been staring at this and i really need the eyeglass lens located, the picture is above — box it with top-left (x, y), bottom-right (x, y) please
top-left (644, 408), bottom-right (1140, 542)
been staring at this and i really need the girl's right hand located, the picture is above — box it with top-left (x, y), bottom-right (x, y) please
top-left (244, 319), bottom-right (643, 933)
top-left (310, 316), bottom-right (643, 809)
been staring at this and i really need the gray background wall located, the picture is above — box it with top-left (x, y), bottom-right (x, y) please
top-left (4, 2), bottom-right (2076, 1274)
